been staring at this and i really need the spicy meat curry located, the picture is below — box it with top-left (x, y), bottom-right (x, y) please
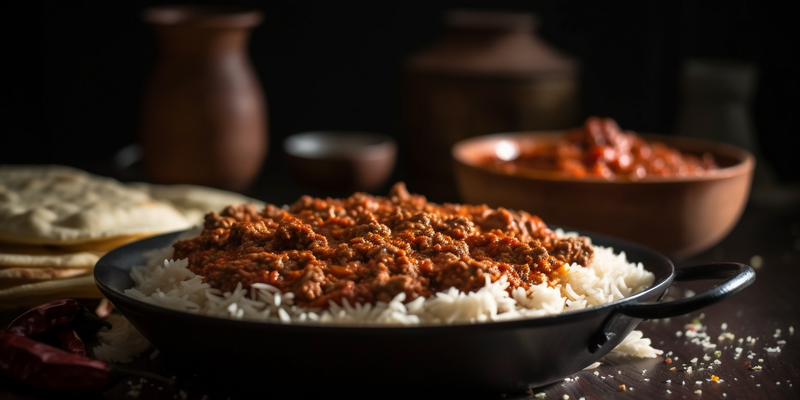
top-left (172, 183), bottom-right (592, 309)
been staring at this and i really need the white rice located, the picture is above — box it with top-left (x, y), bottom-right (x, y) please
top-left (123, 229), bottom-right (655, 326)
top-left (92, 313), bottom-right (151, 363)
top-left (100, 229), bottom-right (661, 362)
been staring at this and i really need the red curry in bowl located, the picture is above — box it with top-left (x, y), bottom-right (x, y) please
top-left (481, 117), bottom-right (719, 180)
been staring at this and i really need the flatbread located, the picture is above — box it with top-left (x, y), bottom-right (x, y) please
top-left (0, 242), bottom-right (103, 269)
top-left (0, 266), bottom-right (89, 280)
top-left (0, 165), bottom-right (267, 309)
top-left (0, 275), bottom-right (101, 310)
top-left (0, 271), bottom-right (91, 291)
top-left (0, 165), bottom-right (194, 245)
top-left (128, 182), bottom-right (265, 222)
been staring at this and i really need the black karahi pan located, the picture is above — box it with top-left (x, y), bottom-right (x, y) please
top-left (94, 229), bottom-right (754, 396)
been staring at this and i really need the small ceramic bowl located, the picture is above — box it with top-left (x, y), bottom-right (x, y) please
top-left (452, 131), bottom-right (755, 259)
top-left (283, 131), bottom-right (397, 193)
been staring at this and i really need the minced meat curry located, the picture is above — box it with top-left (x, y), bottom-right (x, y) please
top-left (172, 183), bottom-right (593, 309)
top-left (482, 116), bottom-right (719, 180)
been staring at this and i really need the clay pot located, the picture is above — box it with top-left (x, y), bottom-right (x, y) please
top-left (139, 5), bottom-right (267, 193)
top-left (403, 10), bottom-right (580, 202)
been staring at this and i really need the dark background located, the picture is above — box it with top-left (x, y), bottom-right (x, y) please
top-left (16, 1), bottom-right (800, 200)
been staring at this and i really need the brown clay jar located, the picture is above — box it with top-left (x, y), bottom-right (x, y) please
top-left (403, 10), bottom-right (579, 202)
top-left (139, 5), bottom-right (267, 193)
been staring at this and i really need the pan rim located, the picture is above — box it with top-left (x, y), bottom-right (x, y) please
top-left (95, 227), bottom-right (675, 334)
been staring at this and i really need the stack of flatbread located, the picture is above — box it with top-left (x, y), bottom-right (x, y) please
top-left (0, 164), bottom-right (265, 310)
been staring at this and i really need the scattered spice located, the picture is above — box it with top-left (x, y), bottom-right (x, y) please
top-left (618, 384), bottom-right (626, 392)
top-left (711, 375), bottom-right (720, 382)
top-left (665, 357), bottom-right (673, 364)
top-left (714, 350), bottom-right (722, 358)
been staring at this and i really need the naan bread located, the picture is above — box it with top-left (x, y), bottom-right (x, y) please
top-left (0, 165), bottom-right (193, 245)
top-left (0, 267), bottom-right (89, 280)
top-left (127, 182), bottom-right (265, 223)
top-left (0, 268), bottom-right (90, 292)
top-left (0, 275), bottom-right (101, 310)
top-left (0, 164), bottom-right (268, 310)
top-left (0, 242), bottom-right (103, 269)
top-left (0, 252), bottom-right (100, 270)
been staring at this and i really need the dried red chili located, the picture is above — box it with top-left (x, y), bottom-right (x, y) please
top-left (58, 329), bottom-right (86, 355)
top-left (5, 299), bottom-right (109, 338)
top-left (1, 299), bottom-right (172, 391)
top-left (0, 331), bottom-right (110, 390)
top-left (5, 298), bottom-right (109, 359)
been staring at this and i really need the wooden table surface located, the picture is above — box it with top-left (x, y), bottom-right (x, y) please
top-left (2, 172), bottom-right (798, 400)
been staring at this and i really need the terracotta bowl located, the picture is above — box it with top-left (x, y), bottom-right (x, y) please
top-left (452, 131), bottom-right (755, 260)
top-left (283, 131), bottom-right (397, 193)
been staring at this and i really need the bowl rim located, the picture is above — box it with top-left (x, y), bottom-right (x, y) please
top-left (452, 130), bottom-right (755, 184)
top-left (283, 130), bottom-right (397, 160)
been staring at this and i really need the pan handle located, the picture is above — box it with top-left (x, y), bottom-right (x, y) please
top-left (616, 262), bottom-right (755, 319)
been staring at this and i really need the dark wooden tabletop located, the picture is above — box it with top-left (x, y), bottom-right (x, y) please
top-left (2, 162), bottom-right (799, 400)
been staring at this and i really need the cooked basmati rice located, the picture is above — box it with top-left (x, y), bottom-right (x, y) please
top-left (123, 229), bottom-right (655, 325)
top-left (101, 229), bottom-right (662, 362)
top-left (92, 313), bottom-right (151, 363)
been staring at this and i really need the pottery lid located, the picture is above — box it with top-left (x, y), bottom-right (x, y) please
top-left (445, 9), bottom-right (537, 32)
top-left (406, 10), bottom-right (577, 78)
top-left (680, 58), bottom-right (757, 99)
top-left (143, 5), bottom-right (262, 28)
